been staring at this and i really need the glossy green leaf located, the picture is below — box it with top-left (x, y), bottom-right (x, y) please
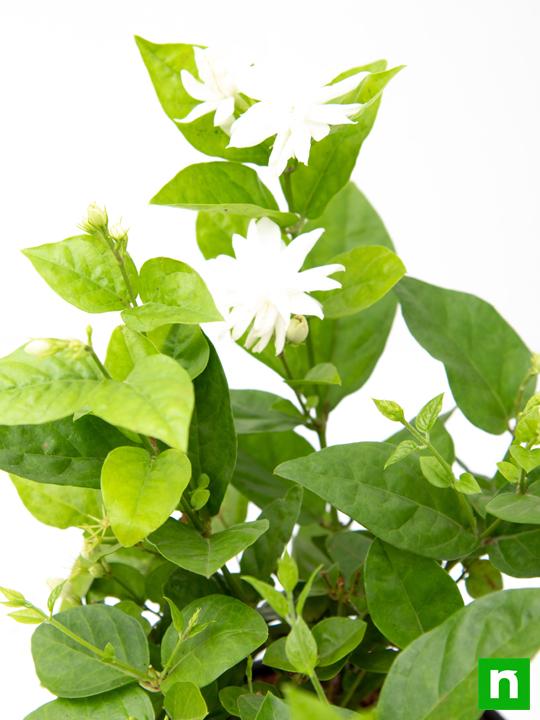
top-left (286, 617), bottom-right (318, 675)
top-left (489, 525), bottom-right (540, 577)
top-left (102, 446), bottom-right (191, 546)
top-left (312, 617), bottom-right (367, 666)
top-left (105, 326), bottom-right (158, 381)
top-left (384, 439), bottom-right (418, 469)
top-left (364, 540), bottom-right (463, 648)
top-left (276, 442), bottom-right (478, 559)
top-left (285, 686), bottom-right (359, 719)
top-left (164, 568), bottom-right (220, 610)
top-left (31, 605), bottom-right (149, 698)
top-left (253, 693), bottom-right (289, 720)
top-left (24, 686), bottom-right (155, 720)
top-left (149, 323), bottom-right (210, 379)
top-left (164, 682), bottom-right (208, 720)
top-left (397, 277), bottom-right (533, 434)
top-left (233, 431), bottom-right (323, 524)
top-left (87, 355), bottom-right (194, 451)
top-left (10, 475), bottom-right (101, 529)
top-left (196, 211), bottom-right (249, 259)
top-left (160, 594), bottom-right (268, 687)
top-left (281, 67), bottom-right (401, 218)
top-left (326, 531), bottom-right (371, 583)
top-left (151, 162), bottom-right (296, 227)
top-left (23, 236), bottom-right (138, 313)
top-left (486, 480), bottom-right (540, 523)
top-left (0, 345), bottom-right (101, 425)
top-left (320, 245), bottom-right (404, 319)
top-left (454, 472), bottom-right (481, 495)
top-left (415, 393), bottom-right (444, 434)
top-left (148, 518), bottom-right (269, 577)
top-left (123, 304), bottom-right (218, 332)
top-left (0, 415), bottom-right (133, 488)
top-left (242, 577), bottom-right (288, 619)
top-left (240, 486), bottom-right (303, 580)
top-left (135, 36), bottom-right (268, 164)
top-left (189, 342), bottom-right (236, 514)
top-left (289, 363), bottom-right (342, 388)
top-left (231, 390), bottom-right (304, 434)
top-left (378, 589), bottom-right (540, 720)
top-left (137, 257), bottom-right (221, 326)
top-left (465, 559), bottom-right (503, 598)
top-left (419, 456), bottom-right (453, 488)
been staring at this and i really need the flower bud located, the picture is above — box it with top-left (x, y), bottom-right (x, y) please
top-left (286, 315), bottom-right (309, 345)
top-left (24, 339), bottom-right (56, 357)
top-left (85, 202), bottom-right (108, 230)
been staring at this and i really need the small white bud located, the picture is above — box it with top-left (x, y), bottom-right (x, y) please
top-left (24, 339), bottom-right (55, 357)
top-left (286, 315), bottom-right (309, 345)
top-left (85, 202), bottom-right (108, 230)
top-left (109, 223), bottom-right (128, 242)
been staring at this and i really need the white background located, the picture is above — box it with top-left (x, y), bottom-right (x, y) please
top-left (1, 0), bottom-right (540, 716)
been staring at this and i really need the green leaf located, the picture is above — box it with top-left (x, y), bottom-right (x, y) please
top-left (364, 540), bottom-right (463, 648)
top-left (320, 245), bottom-right (404, 319)
top-left (253, 693), bottom-right (289, 720)
top-left (387, 415), bottom-right (455, 464)
top-left (326, 530), bottom-right (372, 583)
top-left (496, 460), bottom-right (521, 484)
top-left (233, 431), bottom-right (322, 524)
top-left (275, 443), bottom-right (478, 559)
top-left (0, 344), bottom-right (101, 425)
top-left (397, 277), bottom-right (534, 434)
top-left (23, 236), bottom-right (138, 313)
top-left (149, 323), bottom-right (210, 379)
top-left (87, 355), bottom-right (194, 451)
top-left (122, 303), bottom-right (217, 332)
top-left (281, 67), bottom-right (401, 218)
top-left (378, 589), bottom-right (540, 720)
top-left (24, 686), bottom-right (155, 720)
top-left (31, 604), bottom-right (149, 698)
top-left (285, 686), bottom-right (359, 719)
top-left (138, 257), bottom-right (221, 323)
top-left (151, 162), bottom-right (296, 227)
top-left (189, 342), bottom-right (237, 514)
top-left (196, 211), bottom-right (249, 259)
top-left (486, 480), bottom-right (540, 523)
top-left (148, 518), bottom-right (269, 577)
top-left (242, 577), bottom-right (288, 619)
top-left (489, 525), bottom-right (540, 577)
top-left (286, 617), bottom-right (318, 675)
top-left (384, 439), bottom-right (418, 469)
top-left (312, 617), bottom-right (367, 666)
top-left (277, 551), bottom-right (299, 595)
top-left (164, 682), bottom-right (208, 720)
top-left (102, 446), bottom-right (191, 546)
top-left (509, 445), bottom-right (540, 473)
top-left (164, 568), bottom-right (220, 610)
top-left (455, 472), bottom-right (481, 495)
top-left (415, 393), bottom-right (444, 434)
top-left (161, 594), bottom-right (268, 688)
top-left (135, 36), bottom-right (268, 164)
top-left (105, 326), bottom-right (158, 381)
top-left (231, 390), bottom-right (304, 434)
top-left (240, 486), bottom-right (303, 580)
top-left (373, 399), bottom-right (404, 422)
top-left (10, 475), bottom-right (101, 529)
top-left (419, 456), bottom-right (454, 488)
top-left (0, 415), bottom-right (133, 488)
top-left (289, 363), bottom-right (342, 388)
top-left (465, 559), bottom-right (503, 598)
top-left (9, 607), bottom-right (45, 624)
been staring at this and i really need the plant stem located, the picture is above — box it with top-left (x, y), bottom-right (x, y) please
top-left (310, 672), bottom-right (329, 704)
top-left (181, 498), bottom-right (204, 533)
top-left (341, 670), bottom-right (366, 707)
top-left (480, 517), bottom-right (503, 540)
top-left (100, 230), bottom-right (139, 308)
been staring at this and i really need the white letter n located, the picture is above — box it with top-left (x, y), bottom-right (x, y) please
top-left (490, 669), bottom-right (519, 699)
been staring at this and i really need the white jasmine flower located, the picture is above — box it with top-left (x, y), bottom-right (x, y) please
top-left (179, 47), bottom-right (246, 130)
top-left (207, 218), bottom-right (344, 355)
top-left (228, 72), bottom-right (363, 175)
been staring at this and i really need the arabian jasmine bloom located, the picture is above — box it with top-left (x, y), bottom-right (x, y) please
top-left (24, 339), bottom-right (56, 357)
top-left (207, 218), bottom-right (344, 355)
top-left (228, 72), bottom-right (363, 175)
top-left (179, 47), bottom-right (247, 130)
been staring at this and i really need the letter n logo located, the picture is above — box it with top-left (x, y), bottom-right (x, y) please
top-left (478, 658), bottom-right (530, 710)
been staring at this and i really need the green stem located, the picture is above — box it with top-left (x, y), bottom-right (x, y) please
top-left (100, 230), bottom-right (139, 308)
top-left (341, 670), bottom-right (366, 707)
top-left (480, 517), bottom-right (503, 540)
top-left (221, 564), bottom-right (247, 602)
top-left (181, 498), bottom-right (204, 533)
top-left (310, 672), bottom-right (329, 704)
top-left (279, 354), bottom-right (313, 425)
top-left (86, 347), bottom-right (112, 379)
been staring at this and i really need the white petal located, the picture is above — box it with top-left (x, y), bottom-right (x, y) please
top-left (310, 103), bottom-right (361, 126)
top-left (289, 293), bottom-right (324, 318)
top-left (214, 96), bottom-right (235, 127)
top-left (252, 327), bottom-right (274, 353)
top-left (296, 265), bottom-right (344, 292)
top-left (254, 217), bottom-right (285, 254)
top-left (228, 102), bottom-right (280, 148)
top-left (177, 100), bottom-right (216, 124)
top-left (284, 228), bottom-right (325, 271)
top-left (309, 122), bottom-right (331, 142)
top-left (229, 304), bottom-right (257, 340)
top-left (290, 126), bottom-right (312, 166)
top-left (273, 314), bottom-right (288, 355)
top-left (180, 70), bottom-right (212, 102)
top-left (318, 73), bottom-right (368, 101)
top-left (268, 129), bottom-right (295, 176)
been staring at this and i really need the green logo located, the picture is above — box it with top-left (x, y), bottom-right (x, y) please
top-left (478, 658), bottom-right (530, 711)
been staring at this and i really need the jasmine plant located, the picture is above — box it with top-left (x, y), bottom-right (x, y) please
top-left (2, 37), bottom-right (540, 720)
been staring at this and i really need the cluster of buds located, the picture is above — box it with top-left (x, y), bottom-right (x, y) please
top-left (24, 337), bottom-right (87, 360)
top-left (80, 203), bottom-right (129, 254)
